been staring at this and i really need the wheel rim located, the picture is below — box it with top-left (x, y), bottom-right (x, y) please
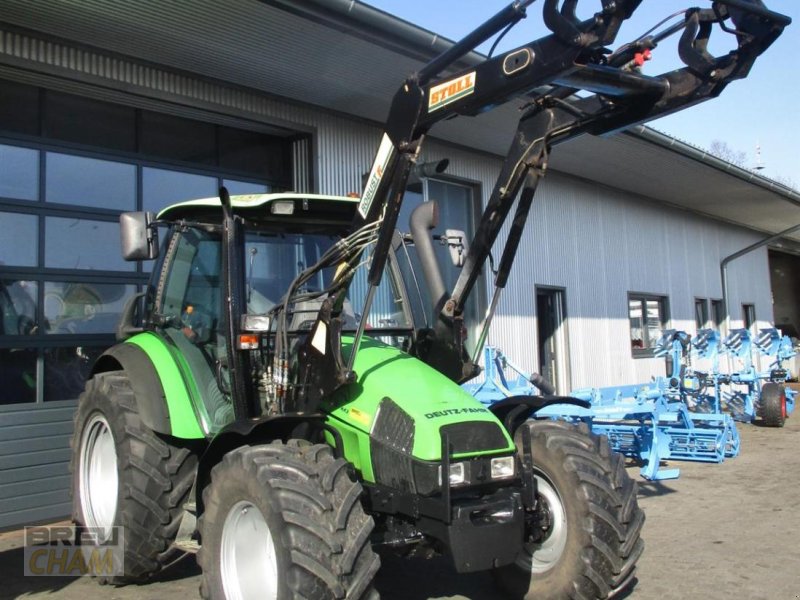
top-left (520, 472), bottom-right (568, 574)
top-left (221, 501), bottom-right (279, 600)
top-left (79, 414), bottom-right (118, 541)
top-left (781, 393), bottom-right (787, 419)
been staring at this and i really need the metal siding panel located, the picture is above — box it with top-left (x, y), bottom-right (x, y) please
top-left (2, 462), bottom-right (72, 485)
top-left (0, 404), bottom-right (76, 426)
top-left (0, 503), bottom-right (72, 530)
top-left (0, 448), bottom-right (70, 471)
top-left (0, 476), bottom-right (71, 500)
top-left (486, 170), bottom-right (779, 390)
top-left (0, 434), bottom-right (71, 456)
top-left (0, 490), bottom-right (70, 516)
top-left (0, 402), bottom-right (75, 527)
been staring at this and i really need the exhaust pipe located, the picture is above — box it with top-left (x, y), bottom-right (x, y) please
top-left (409, 202), bottom-right (448, 315)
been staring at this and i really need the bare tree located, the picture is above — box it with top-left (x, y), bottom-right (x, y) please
top-left (772, 174), bottom-right (798, 191)
top-left (707, 140), bottom-right (797, 191)
top-left (708, 140), bottom-right (748, 167)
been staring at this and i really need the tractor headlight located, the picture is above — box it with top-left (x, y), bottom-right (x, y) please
top-left (490, 456), bottom-right (515, 479)
top-left (241, 314), bottom-right (272, 331)
top-left (439, 462), bottom-right (466, 486)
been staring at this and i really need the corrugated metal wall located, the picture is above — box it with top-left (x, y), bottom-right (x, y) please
top-left (0, 402), bottom-right (75, 528)
top-left (487, 172), bottom-right (773, 389)
top-left (0, 25), bottom-right (776, 528)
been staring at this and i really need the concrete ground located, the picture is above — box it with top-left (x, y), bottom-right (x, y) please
top-left (2, 417), bottom-right (798, 600)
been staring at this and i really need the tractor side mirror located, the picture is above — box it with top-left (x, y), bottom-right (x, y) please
top-left (120, 211), bottom-right (159, 261)
top-left (442, 229), bottom-right (469, 268)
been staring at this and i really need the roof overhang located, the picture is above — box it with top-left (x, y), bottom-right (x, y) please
top-left (3, 0), bottom-right (798, 241)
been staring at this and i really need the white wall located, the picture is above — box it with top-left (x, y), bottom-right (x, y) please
top-left (486, 172), bottom-right (773, 389)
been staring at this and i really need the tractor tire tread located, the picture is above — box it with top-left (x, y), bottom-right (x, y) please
top-left (197, 441), bottom-right (379, 599)
top-left (493, 420), bottom-right (644, 600)
top-left (761, 383), bottom-right (786, 427)
top-left (71, 371), bottom-right (198, 584)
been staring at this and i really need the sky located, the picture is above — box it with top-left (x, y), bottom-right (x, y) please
top-left (363, 0), bottom-right (799, 186)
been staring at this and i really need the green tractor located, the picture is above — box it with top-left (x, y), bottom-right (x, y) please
top-left (73, 191), bottom-right (642, 599)
top-left (70, 1), bottom-right (788, 599)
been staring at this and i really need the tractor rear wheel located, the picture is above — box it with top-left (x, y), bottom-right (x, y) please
top-left (493, 420), bottom-right (645, 600)
top-left (71, 371), bottom-right (198, 583)
top-left (197, 440), bottom-right (380, 600)
top-left (760, 383), bottom-right (787, 427)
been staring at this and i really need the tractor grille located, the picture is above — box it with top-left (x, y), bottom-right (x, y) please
top-left (370, 397), bottom-right (416, 493)
top-left (440, 421), bottom-right (508, 454)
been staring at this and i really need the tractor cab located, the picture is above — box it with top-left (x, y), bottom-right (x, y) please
top-left (120, 192), bottom-right (417, 433)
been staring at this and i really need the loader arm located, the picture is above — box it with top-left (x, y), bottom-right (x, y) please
top-left (287, 0), bottom-right (789, 403)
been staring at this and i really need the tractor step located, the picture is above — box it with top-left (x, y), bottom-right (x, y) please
top-left (173, 501), bottom-right (199, 554)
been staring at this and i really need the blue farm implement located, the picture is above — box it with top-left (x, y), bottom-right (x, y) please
top-left (692, 327), bottom-right (797, 426)
top-left (465, 343), bottom-right (739, 481)
top-left (713, 328), bottom-right (796, 427)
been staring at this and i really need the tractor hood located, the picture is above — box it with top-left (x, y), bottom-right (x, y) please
top-left (326, 336), bottom-right (515, 462)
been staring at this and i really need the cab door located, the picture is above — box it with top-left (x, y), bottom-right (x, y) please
top-left (156, 227), bottom-right (233, 433)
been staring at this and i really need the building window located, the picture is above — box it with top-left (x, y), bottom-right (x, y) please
top-left (391, 176), bottom-right (484, 345)
top-left (743, 303), bottom-right (756, 333)
top-left (629, 293), bottom-right (668, 357)
top-left (0, 213), bottom-right (38, 267)
top-left (694, 298), bottom-right (709, 332)
top-left (0, 82), bottom-right (303, 404)
top-left (0, 143), bottom-right (39, 200)
top-left (711, 299), bottom-right (725, 332)
top-left (45, 153), bottom-right (137, 210)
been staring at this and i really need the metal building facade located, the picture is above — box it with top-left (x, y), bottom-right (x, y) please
top-left (0, 11), bottom-right (780, 530)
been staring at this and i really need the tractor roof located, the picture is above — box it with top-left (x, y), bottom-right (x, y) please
top-left (157, 193), bottom-right (359, 227)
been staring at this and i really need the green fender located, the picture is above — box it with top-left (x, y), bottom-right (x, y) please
top-left (92, 332), bottom-right (205, 439)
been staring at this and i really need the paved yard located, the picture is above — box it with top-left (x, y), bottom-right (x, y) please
top-left (2, 417), bottom-right (799, 599)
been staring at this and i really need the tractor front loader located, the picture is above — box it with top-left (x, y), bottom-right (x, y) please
top-left (71, 1), bottom-right (789, 599)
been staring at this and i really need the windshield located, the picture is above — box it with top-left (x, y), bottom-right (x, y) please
top-left (244, 231), bottom-right (413, 331)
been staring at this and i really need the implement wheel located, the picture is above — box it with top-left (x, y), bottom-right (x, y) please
top-left (71, 371), bottom-right (198, 583)
top-left (761, 383), bottom-right (787, 427)
top-left (198, 440), bottom-right (380, 600)
top-left (493, 421), bottom-right (645, 600)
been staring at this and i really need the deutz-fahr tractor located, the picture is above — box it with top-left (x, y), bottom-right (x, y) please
top-left (71, 1), bottom-right (789, 598)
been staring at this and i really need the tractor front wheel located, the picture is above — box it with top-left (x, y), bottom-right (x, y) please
top-left (197, 440), bottom-right (380, 600)
top-left (71, 371), bottom-right (198, 583)
top-left (493, 420), bottom-right (645, 600)
top-left (760, 382), bottom-right (787, 427)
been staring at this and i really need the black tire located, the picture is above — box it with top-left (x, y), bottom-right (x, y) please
top-left (493, 420), bottom-right (645, 600)
top-left (198, 440), bottom-right (380, 600)
top-left (71, 370), bottom-right (198, 583)
top-left (760, 383), bottom-right (787, 427)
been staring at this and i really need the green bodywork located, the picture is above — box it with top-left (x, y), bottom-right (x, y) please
top-left (323, 337), bottom-right (515, 482)
top-left (126, 329), bottom-right (514, 482)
